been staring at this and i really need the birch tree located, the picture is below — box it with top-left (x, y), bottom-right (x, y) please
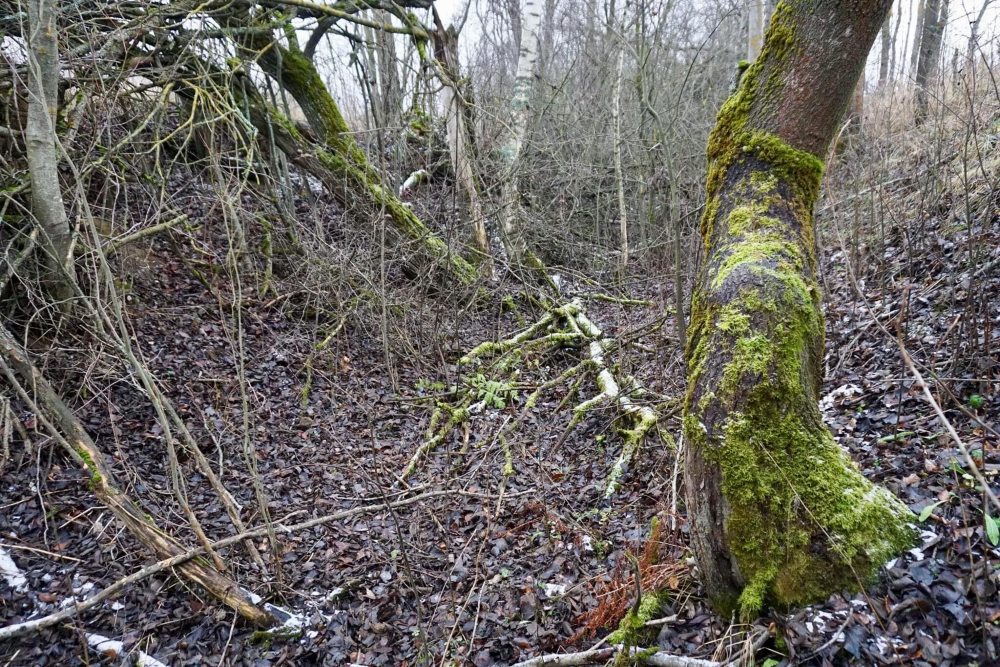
top-left (497, 0), bottom-right (543, 267)
top-left (683, 0), bottom-right (912, 619)
top-left (612, 37), bottom-right (628, 274)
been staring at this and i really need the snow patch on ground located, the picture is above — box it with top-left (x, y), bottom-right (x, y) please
top-left (86, 633), bottom-right (169, 667)
top-left (0, 545), bottom-right (28, 592)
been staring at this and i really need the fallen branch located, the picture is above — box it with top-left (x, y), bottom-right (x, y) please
top-left (0, 488), bottom-right (455, 641)
top-left (415, 298), bottom-right (661, 493)
top-left (897, 340), bottom-right (1000, 514)
top-left (566, 305), bottom-right (658, 497)
top-left (2, 535), bottom-right (178, 667)
top-left (509, 646), bottom-right (720, 667)
top-left (402, 402), bottom-right (474, 479)
top-left (0, 324), bottom-right (274, 627)
top-left (103, 213), bottom-right (189, 255)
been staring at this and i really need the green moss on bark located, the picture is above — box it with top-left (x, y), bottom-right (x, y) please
top-left (686, 3), bottom-right (914, 615)
top-left (275, 47), bottom-right (370, 168)
top-left (77, 447), bottom-right (103, 488)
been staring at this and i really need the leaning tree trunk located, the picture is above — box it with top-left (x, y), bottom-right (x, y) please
top-left (25, 0), bottom-right (73, 303)
top-left (234, 33), bottom-right (476, 285)
top-left (0, 326), bottom-right (274, 627)
top-left (682, 0), bottom-right (912, 620)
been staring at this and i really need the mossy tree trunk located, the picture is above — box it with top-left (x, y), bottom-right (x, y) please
top-left (233, 30), bottom-right (476, 285)
top-left (682, 0), bottom-right (912, 620)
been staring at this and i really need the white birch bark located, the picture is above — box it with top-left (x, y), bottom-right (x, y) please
top-left (498, 0), bottom-right (542, 264)
top-left (612, 42), bottom-right (628, 274)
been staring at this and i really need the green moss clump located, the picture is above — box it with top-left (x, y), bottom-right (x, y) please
top-left (606, 590), bottom-right (669, 646)
top-left (77, 448), bottom-right (102, 488)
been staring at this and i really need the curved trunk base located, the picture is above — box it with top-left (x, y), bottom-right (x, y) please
top-left (683, 143), bottom-right (912, 620)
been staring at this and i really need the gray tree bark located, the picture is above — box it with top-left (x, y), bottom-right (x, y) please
top-left (878, 7), bottom-right (892, 85)
top-left (914, 0), bottom-right (950, 123)
top-left (25, 0), bottom-right (73, 303)
top-left (909, 0), bottom-right (927, 74)
top-left (432, 12), bottom-right (493, 276)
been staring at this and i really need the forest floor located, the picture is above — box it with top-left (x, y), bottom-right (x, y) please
top-left (1, 140), bottom-right (999, 666)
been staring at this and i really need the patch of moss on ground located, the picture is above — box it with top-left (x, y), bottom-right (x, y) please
top-left (606, 590), bottom-right (670, 646)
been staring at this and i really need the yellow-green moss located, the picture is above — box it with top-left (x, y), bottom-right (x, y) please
top-left (77, 448), bottom-right (102, 488)
top-left (717, 408), bottom-right (913, 619)
top-left (606, 590), bottom-right (669, 646)
top-left (276, 46), bottom-right (370, 168)
top-left (711, 236), bottom-right (802, 289)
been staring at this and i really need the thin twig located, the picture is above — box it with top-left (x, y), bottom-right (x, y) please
top-left (897, 341), bottom-right (1000, 514)
top-left (0, 488), bottom-right (461, 640)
